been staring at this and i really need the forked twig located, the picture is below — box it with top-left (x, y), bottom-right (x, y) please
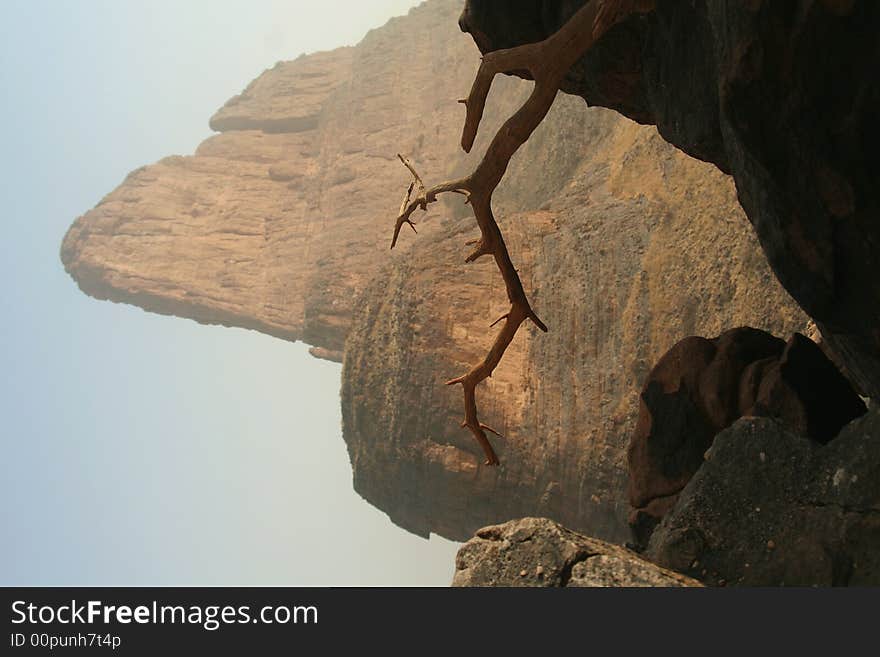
top-left (389, 0), bottom-right (651, 464)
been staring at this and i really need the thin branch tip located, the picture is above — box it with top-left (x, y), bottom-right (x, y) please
top-left (490, 313), bottom-right (510, 328)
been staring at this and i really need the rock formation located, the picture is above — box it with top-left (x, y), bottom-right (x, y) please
top-left (645, 410), bottom-right (880, 586)
top-left (459, 0), bottom-right (880, 401)
top-left (61, 0), bottom-right (812, 542)
top-left (61, 3), bottom-right (478, 356)
top-left (627, 327), bottom-right (866, 545)
top-left (452, 517), bottom-right (700, 586)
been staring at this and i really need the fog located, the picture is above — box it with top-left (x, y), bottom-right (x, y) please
top-left (0, 0), bottom-right (459, 586)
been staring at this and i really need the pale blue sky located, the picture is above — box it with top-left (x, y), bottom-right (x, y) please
top-left (0, 0), bottom-right (461, 585)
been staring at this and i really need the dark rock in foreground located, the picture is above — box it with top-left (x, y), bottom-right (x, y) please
top-left (628, 327), bottom-right (866, 544)
top-left (452, 517), bottom-right (700, 587)
top-left (646, 410), bottom-right (880, 586)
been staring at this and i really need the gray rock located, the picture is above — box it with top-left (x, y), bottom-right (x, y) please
top-left (646, 409), bottom-right (880, 586)
top-left (452, 517), bottom-right (700, 587)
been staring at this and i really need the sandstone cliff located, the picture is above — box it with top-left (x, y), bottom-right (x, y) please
top-left (61, 0), bottom-right (809, 543)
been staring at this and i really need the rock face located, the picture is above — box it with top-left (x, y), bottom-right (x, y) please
top-left (646, 410), bottom-right (880, 586)
top-left (459, 0), bottom-right (880, 401)
top-left (61, 2), bottom-right (475, 355)
top-left (339, 72), bottom-right (809, 541)
top-left (452, 517), bottom-right (700, 586)
top-left (61, 0), bottom-right (810, 542)
top-left (627, 327), bottom-right (867, 545)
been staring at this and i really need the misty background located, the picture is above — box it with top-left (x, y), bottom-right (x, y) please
top-left (1, 0), bottom-right (461, 585)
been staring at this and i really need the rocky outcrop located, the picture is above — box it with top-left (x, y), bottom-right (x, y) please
top-left (459, 0), bottom-right (880, 401)
top-left (452, 517), bottom-right (700, 586)
top-left (209, 50), bottom-right (354, 134)
top-left (340, 91), bottom-right (809, 542)
top-left (645, 410), bottom-right (880, 586)
top-left (627, 328), bottom-right (866, 544)
top-left (61, 0), bottom-right (810, 542)
top-left (61, 1), bottom-right (479, 353)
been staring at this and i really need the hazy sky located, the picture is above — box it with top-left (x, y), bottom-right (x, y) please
top-left (0, 0), bottom-right (462, 586)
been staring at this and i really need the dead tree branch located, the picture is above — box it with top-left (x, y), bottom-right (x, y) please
top-left (389, 0), bottom-right (651, 465)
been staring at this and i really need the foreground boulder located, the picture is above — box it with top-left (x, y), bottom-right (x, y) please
top-left (646, 410), bottom-right (880, 586)
top-left (628, 328), bottom-right (866, 544)
top-left (452, 517), bottom-right (700, 587)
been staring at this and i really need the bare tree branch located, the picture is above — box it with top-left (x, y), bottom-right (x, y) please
top-left (389, 0), bottom-right (652, 465)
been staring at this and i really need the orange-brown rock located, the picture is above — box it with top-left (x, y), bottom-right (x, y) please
top-left (60, 0), bottom-right (810, 542)
top-left (61, 1), bottom-right (478, 353)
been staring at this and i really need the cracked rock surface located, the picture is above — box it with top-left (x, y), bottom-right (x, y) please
top-left (646, 409), bottom-right (880, 586)
top-left (452, 517), bottom-right (699, 587)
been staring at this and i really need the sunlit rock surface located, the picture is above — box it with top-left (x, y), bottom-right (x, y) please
top-left (61, 0), bottom-right (809, 542)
